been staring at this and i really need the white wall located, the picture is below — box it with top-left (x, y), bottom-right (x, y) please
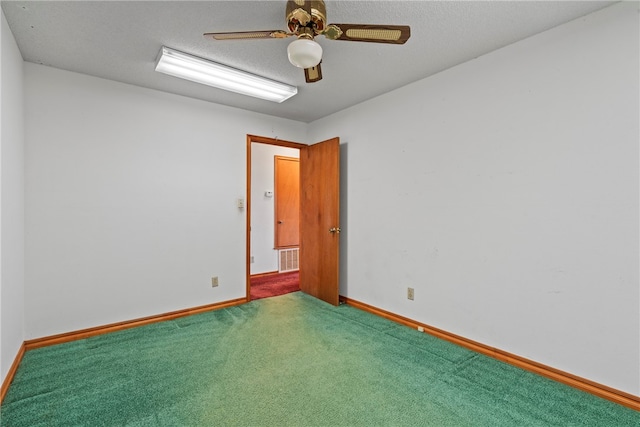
top-left (24, 64), bottom-right (307, 339)
top-left (250, 143), bottom-right (299, 275)
top-left (309, 2), bottom-right (639, 395)
top-left (1, 11), bottom-right (25, 384)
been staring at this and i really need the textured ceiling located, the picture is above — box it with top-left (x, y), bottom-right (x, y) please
top-left (2, 1), bottom-right (615, 123)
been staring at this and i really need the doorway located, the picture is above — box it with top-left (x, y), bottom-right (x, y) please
top-left (246, 134), bottom-right (341, 305)
top-left (248, 139), bottom-right (302, 300)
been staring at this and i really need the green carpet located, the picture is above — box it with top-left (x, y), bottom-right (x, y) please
top-left (1, 292), bottom-right (638, 426)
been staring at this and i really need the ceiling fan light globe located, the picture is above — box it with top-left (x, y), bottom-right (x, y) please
top-left (287, 39), bottom-right (323, 69)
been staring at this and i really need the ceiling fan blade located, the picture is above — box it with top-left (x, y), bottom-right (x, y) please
top-left (304, 62), bottom-right (322, 83)
top-left (324, 24), bottom-right (410, 44)
top-left (204, 30), bottom-right (292, 41)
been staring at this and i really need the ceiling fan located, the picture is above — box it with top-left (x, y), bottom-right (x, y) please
top-left (204, 0), bottom-right (411, 83)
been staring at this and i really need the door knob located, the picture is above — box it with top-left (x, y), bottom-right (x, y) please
top-left (329, 227), bottom-right (341, 234)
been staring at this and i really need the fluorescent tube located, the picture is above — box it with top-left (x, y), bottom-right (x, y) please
top-left (155, 46), bottom-right (297, 103)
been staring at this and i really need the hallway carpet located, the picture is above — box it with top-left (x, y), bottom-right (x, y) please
top-left (250, 271), bottom-right (300, 300)
top-left (2, 292), bottom-right (638, 426)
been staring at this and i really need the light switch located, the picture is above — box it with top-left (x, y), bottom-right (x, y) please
top-left (237, 198), bottom-right (245, 209)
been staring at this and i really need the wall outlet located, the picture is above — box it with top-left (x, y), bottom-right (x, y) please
top-left (407, 287), bottom-right (414, 300)
top-left (211, 276), bottom-right (219, 287)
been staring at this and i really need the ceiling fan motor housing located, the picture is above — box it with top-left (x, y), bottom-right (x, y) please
top-left (286, 0), bottom-right (326, 36)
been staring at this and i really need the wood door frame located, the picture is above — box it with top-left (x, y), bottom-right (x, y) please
top-left (246, 135), bottom-right (307, 301)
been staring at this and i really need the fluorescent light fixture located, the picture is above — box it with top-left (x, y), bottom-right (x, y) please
top-left (155, 46), bottom-right (297, 103)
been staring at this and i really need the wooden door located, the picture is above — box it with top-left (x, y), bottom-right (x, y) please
top-left (274, 156), bottom-right (300, 248)
top-left (299, 137), bottom-right (340, 306)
